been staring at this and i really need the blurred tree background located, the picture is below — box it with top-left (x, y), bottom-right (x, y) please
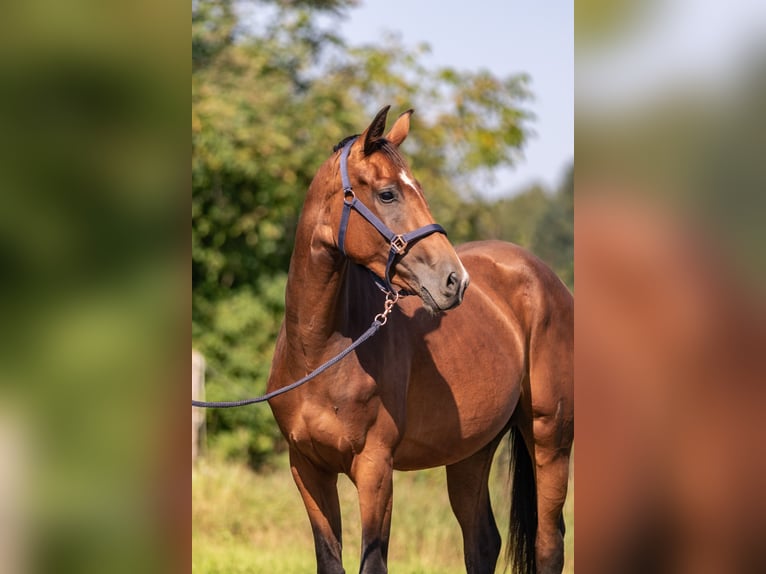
top-left (192, 0), bottom-right (573, 467)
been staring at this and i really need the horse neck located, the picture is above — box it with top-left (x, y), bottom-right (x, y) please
top-left (283, 171), bottom-right (351, 367)
top-left (284, 249), bottom-right (345, 348)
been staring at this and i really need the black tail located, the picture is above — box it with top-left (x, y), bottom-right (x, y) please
top-left (507, 425), bottom-right (537, 574)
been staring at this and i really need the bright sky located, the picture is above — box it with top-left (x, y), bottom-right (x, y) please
top-left (339, 1), bottom-right (574, 198)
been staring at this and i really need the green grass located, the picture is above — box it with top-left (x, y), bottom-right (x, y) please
top-left (193, 448), bottom-right (573, 573)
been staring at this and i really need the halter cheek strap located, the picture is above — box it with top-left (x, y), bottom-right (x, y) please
top-left (337, 137), bottom-right (447, 295)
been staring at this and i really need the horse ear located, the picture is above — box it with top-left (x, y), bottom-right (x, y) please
top-left (362, 105), bottom-right (391, 156)
top-left (385, 109), bottom-right (413, 147)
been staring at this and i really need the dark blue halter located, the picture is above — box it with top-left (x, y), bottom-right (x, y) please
top-left (337, 137), bottom-right (447, 295)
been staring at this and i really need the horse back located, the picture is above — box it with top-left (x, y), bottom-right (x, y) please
top-left (457, 239), bottom-right (572, 337)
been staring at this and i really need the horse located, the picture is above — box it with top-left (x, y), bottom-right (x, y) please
top-left (266, 106), bottom-right (573, 574)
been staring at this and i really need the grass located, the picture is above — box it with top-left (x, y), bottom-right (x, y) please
top-left (192, 446), bottom-right (573, 573)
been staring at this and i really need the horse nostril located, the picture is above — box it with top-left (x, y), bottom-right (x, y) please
top-left (446, 271), bottom-right (458, 292)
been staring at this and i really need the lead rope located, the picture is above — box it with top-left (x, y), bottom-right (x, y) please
top-left (191, 291), bottom-right (399, 408)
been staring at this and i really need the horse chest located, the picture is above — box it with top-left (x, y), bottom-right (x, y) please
top-left (287, 371), bottom-right (396, 465)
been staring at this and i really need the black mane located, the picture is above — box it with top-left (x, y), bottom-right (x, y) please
top-left (332, 135), bottom-right (407, 170)
top-left (333, 134), bottom-right (360, 153)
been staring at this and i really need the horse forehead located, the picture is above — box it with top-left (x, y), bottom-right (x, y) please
top-left (363, 154), bottom-right (422, 197)
top-left (363, 154), bottom-right (398, 178)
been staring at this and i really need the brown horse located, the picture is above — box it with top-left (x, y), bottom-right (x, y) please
top-left (267, 106), bottom-right (573, 574)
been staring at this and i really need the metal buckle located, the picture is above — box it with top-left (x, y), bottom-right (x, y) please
top-left (390, 235), bottom-right (408, 254)
top-left (374, 291), bottom-right (400, 326)
top-left (343, 188), bottom-right (355, 203)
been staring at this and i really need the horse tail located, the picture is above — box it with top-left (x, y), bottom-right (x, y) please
top-left (507, 424), bottom-right (537, 574)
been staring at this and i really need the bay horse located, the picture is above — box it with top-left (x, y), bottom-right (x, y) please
top-left (266, 106), bottom-right (573, 574)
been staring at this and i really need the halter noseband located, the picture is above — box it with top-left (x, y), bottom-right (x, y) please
top-left (337, 136), bottom-right (447, 295)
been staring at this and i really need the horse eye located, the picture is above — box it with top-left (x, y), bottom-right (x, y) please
top-left (379, 190), bottom-right (396, 203)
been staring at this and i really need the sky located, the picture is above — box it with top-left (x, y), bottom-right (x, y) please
top-left (338, 1), bottom-right (574, 198)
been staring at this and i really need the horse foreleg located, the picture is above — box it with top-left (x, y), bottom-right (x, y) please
top-left (446, 437), bottom-right (503, 574)
top-left (290, 447), bottom-right (346, 574)
top-left (350, 448), bottom-right (394, 574)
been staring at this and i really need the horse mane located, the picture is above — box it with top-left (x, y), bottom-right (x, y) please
top-left (333, 134), bottom-right (360, 153)
top-left (332, 135), bottom-right (408, 170)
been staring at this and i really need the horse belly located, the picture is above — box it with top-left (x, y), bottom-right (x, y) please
top-left (393, 303), bottom-right (525, 470)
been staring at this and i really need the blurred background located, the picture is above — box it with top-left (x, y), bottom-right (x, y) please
top-left (0, 0), bottom-right (186, 573)
top-left (577, 0), bottom-right (766, 572)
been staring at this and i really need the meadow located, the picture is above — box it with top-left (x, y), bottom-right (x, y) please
top-left (192, 445), bottom-right (573, 573)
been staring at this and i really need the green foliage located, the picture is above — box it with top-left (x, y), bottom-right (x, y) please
top-left (192, 0), bottom-right (571, 467)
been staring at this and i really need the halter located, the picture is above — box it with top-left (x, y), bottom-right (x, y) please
top-left (337, 136), bottom-right (447, 295)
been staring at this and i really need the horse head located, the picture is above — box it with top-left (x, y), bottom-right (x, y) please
top-left (330, 106), bottom-right (469, 313)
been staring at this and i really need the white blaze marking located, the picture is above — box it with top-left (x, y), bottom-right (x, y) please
top-left (399, 170), bottom-right (421, 197)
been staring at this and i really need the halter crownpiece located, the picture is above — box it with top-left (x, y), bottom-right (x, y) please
top-left (337, 136), bottom-right (447, 295)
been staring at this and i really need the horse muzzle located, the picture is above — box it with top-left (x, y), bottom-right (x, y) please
top-left (418, 265), bottom-right (470, 313)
